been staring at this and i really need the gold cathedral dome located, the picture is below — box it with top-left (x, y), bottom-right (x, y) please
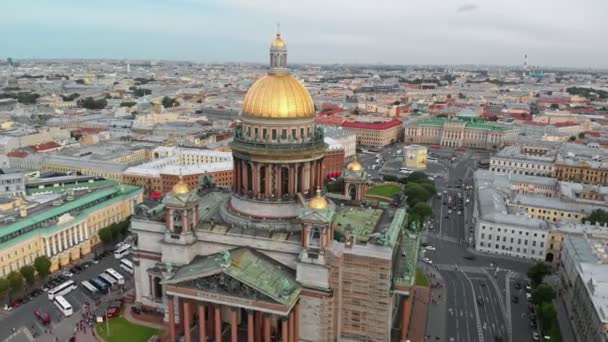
top-left (347, 156), bottom-right (363, 172)
top-left (172, 176), bottom-right (190, 195)
top-left (309, 188), bottom-right (329, 210)
top-left (241, 32), bottom-right (316, 119)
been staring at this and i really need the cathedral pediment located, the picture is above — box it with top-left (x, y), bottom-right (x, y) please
top-left (162, 247), bottom-right (301, 308)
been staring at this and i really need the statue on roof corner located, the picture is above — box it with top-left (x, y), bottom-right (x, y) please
top-left (221, 250), bottom-right (232, 268)
top-left (164, 261), bottom-right (174, 279)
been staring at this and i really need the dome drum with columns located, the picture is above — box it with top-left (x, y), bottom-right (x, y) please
top-left (227, 31), bottom-right (327, 222)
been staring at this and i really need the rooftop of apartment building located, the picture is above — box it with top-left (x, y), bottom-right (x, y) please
top-left (564, 236), bottom-right (608, 324)
top-left (321, 126), bottom-right (357, 139)
top-left (409, 111), bottom-right (514, 132)
top-left (510, 193), bottom-right (605, 215)
top-left (493, 145), bottom-right (556, 162)
top-left (0, 181), bottom-right (142, 248)
top-left (555, 143), bottom-right (608, 168)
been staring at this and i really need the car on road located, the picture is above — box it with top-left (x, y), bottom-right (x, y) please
top-left (525, 284), bottom-right (532, 292)
top-left (511, 296), bottom-right (519, 303)
top-left (62, 270), bottom-right (74, 278)
top-left (526, 292), bottom-right (532, 300)
top-left (425, 246), bottom-right (436, 251)
top-left (532, 331), bottom-right (540, 341)
top-left (34, 310), bottom-right (51, 325)
top-left (458, 211), bottom-right (462, 215)
top-left (423, 258), bottom-right (433, 264)
top-left (514, 282), bottom-right (522, 290)
top-left (463, 255), bottom-right (475, 260)
top-left (476, 297), bottom-right (483, 306)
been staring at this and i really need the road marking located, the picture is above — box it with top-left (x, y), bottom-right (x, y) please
top-left (483, 268), bottom-right (511, 342)
top-left (462, 271), bottom-right (485, 342)
top-left (505, 272), bottom-right (513, 342)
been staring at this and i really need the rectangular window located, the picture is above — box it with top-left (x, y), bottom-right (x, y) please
top-left (291, 129), bottom-right (296, 139)
top-left (272, 130), bottom-right (277, 140)
top-left (282, 129), bottom-right (287, 139)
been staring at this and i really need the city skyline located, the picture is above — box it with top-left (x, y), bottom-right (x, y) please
top-left (2, 0), bottom-right (607, 68)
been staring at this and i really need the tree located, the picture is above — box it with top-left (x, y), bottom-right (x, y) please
top-left (61, 93), bottom-right (80, 101)
top-left (527, 262), bottom-right (551, 286)
top-left (34, 255), bottom-right (52, 279)
top-left (410, 202), bottom-right (433, 227)
top-left (539, 302), bottom-right (557, 330)
top-left (133, 88), bottom-right (152, 97)
top-left (162, 96), bottom-right (178, 108)
top-left (0, 278), bottom-right (8, 296)
top-left (78, 97), bottom-right (107, 110)
top-left (99, 226), bottom-right (114, 246)
top-left (406, 171), bottom-right (430, 183)
top-left (569, 136), bottom-right (576, 142)
top-left (586, 209), bottom-right (608, 226)
top-left (550, 103), bottom-right (560, 110)
top-left (7, 272), bottom-right (23, 296)
top-left (403, 183), bottom-right (432, 207)
top-left (19, 266), bottom-right (35, 286)
top-left (120, 101), bottom-right (137, 107)
top-left (578, 132), bottom-right (585, 139)
top-left (531, 284), bottom-right (556, 305)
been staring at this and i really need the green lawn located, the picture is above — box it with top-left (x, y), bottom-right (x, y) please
top-left (415, 268), bottom-right (430, 287)
top-left (366, 184), bottom-right (401, 197)
top-left (96, 317), bottom-right (160, 342)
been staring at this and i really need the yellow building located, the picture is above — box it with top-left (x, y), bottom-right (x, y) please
top-left (403, 145), bottom-right (428, 169)
top-left (0, 182), bottom-right (142, 276)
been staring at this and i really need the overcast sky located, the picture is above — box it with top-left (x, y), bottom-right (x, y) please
top-left (1, 0), bottom-right (607, 68)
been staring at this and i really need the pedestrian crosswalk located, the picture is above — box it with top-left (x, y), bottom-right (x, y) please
top-left (433, 263), bottom-right (527, 279)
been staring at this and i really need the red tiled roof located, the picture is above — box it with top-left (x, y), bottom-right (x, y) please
top-left (7, 151), bottom-right (27, 158)
top-left (31, 141), bottom-right (61, 152)
top-left (342, 118), bottom-right (402, 130)
top-left (316, 115), bottom-right (345, 125)
top-left (71, 127), bottom-right (106, 135)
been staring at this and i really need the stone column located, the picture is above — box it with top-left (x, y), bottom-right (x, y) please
top-left (215, 305), bottom-right (222, 342)
top-left (198, 303), bottom-right (206, 342)
top-left (303, 163), bottom-right (310, 194)
top-left (276, 166), bottom-right (282, 198)
top-left (207, 306), bottom-right (215, 337)
top-left (230, 308), bottom-right (238, 342)
top-left (282, 319), bottom-right (289, 342)
top-left (265, 165), bottom-right (271, 199)
top-left (289, 311), bottom-right (295, 342)
top-left (184, 301), bottom-right (192, 342)
top-left (255, 311), bottom-right (262, 342)
top-left (84, 222), bottom-right (89, 239)
top-left (242, 160), bottom-right (249, 193)
top-left (252, 162), bottom-right (259, 196)
top-left (263, 315), bottom-right (271, 342)
top-left (247, 311), bottom-right (254, 342)
top-left (45, 238), bottom-right (51, 257)
top-left (289, 165), bottom-right (295, 195)
top-left (168, 297), bottom-right (176, 342)
top-left (294, 302), bottom-right (300, 342)
top-left (51, 237), bottom-right (56, 255)
top-left (400, 295), bottom-right (413, 341)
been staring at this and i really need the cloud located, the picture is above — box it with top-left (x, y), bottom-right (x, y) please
top-left (457, 3), bottom-right (479, 12)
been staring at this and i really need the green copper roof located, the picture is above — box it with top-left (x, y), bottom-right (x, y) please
top-left (410, 117), bottom-right (511, 132)
top-left (0, 185), bottom-right (142, 250)
top-left (333, 207), bottom-right (383, 243)
top-left (164, 248), bottom-right (301, 307)
top-left (382, 208), bottom-right (406, 248)
top-left (26, 180), bottom-right (119, 195)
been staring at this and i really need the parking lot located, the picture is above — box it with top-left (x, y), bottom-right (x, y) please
top-left (0, 248), bottom-right (133, 341)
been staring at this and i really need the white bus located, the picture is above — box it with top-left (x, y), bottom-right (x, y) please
top-left (105, 268), bottom-right (125, 285)
top-left (54, 295), bottom-right (73, 317)
top-left (114, 244), bottom-right (131, 259)
top-left (427, 157), bottom-right (438, 162)
top-left (99, 273), bottom-right (117, 287)
top-left (81, 280), bottom-right (98, 295)
top-left (48, 280), bottom-right (77, 300)
top-left (120, 259), bottom-right (133, 274)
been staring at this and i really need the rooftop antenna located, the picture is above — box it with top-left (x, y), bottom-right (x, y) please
top-left (523, 53), bottom-right (528, 77)
top-left (276, 22), bottom-right (280, 34)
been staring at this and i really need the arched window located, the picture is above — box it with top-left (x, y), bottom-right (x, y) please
top-left (310, 227), bottom-right (321, 247)
top-left (152, 276), bottom-right (163, 299)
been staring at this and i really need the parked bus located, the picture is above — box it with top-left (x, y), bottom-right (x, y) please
top-left (114, 244), bottom-right (131, 259)
top-left (427, 157), bottom-right (438, 162)
top-left (54, 295), bottom-right (73, 317)
top-left (98, 273), bottom-right (117, 287)
top-left (47, 280), bottom-right (77, 300)
top-left (90, 278), bottom-right (109, 294)
top-left (105, 268), bottom-right (125, 285)
top-left (81, 280), bottom-right (98, 295)
top-left (120, 259), bottom-right (133, 274)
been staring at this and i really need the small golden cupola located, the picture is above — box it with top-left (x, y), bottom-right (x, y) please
top-left (346, 155), bottom-right (363, 172)
top-left (309, 188), bottom-right (329, 210)
top-left (172, 176), bottom-right (190, 195)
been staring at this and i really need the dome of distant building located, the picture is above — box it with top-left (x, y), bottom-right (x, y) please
top-left (241, 32), bottom-right (315, 119)
top-left (309, 188), bottom-right (329, 209)
top-left (172, 177), bottom-right (190, 194)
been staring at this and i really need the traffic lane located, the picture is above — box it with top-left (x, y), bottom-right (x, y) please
top-left (442, 270), bottom-right (466, 342)
top-left (509, 280), bottom-right (535, 342)
top-left (476, 275), bottom-right (506, 341)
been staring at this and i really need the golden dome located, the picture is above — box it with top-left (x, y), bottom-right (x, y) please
top-left (347, 156), bottom-right (363, 171)
top-left (172, 177), bottom-right (190, 195)
top-left (309, 188), bottom-right (329, 210)
top-left (242, 73), bottom-right (315, 119)
top-left (271, 33), bottom-right (286, 49)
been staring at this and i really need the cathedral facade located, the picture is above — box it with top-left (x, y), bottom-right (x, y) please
top-left (131, 33), bottom-right (417, 342)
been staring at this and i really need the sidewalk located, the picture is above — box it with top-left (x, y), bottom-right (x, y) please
top-left (424, 266), bottom-right (447, 342)
top-left (409, 286), bottom-right (431, 342)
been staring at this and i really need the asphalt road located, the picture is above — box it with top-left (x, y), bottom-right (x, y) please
top-left (0, 251), bottom-right (131, 341)
top-left (421, 148), bottom-right (537, 342)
